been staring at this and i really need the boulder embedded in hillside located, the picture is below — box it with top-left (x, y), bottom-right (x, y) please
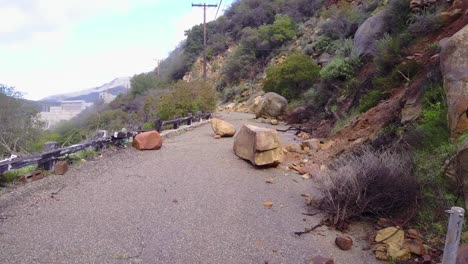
top-left (255, 92), bottom-right (288, 119)
top-left (440, 25), bottom-right (468, 139)
top-left (211, 118), bottom-right (236, 137)
top-left (133, 131), bottom-right (163, 150)
top-left (54, 161), bottom-right (69, 175)
top-left (351, 10), bottom-right (391, 57)
top-left (233, 125), bottom-right (283, 166)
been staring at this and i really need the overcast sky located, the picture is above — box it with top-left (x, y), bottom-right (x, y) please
top-left (0, 0), bottom-right (234, 100)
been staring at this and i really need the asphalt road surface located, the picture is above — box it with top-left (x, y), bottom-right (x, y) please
top-left (0, 112), bottom-right (377, 264)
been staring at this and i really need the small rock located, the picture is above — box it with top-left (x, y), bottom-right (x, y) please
top-left (214, 135), bottom-right (221, 139)
top-left (302, 174), bottom-right (311, 179)
top-left (309, 256), bottom-right (334, 264)
top-left (377, 218), bottom-right (393, 228)
top-left (407, 229), bottom-right (422, 239)
top-left (54, 161), bottom-right (68, 175)
top-left (263, 201), bottom-right (273, 208)
top-left (403, 239), bottom-right (426, 256)
top-left (302, 139), bottom-right (321, 150)
top-left (422, 254), bottom-right (431, 263)
top-left (335, 235), bottom-right (353, 251)
top-left (271, 119), bottom-right (279, 125)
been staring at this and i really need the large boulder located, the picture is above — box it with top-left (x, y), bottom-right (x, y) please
top-left (233, 125), bottom-right (283, 166)
top-left (440, 25), bottom-right (468, 139)
top-left (351, 10), bottom-right (391, 57)
top-left (211, 118), bottom-right (236, 137)
top-left (255, 92), bottom-right (288, 119)
top-left (133, 131), bottom-right (163, 150)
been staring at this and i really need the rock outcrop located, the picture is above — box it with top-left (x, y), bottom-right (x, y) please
top-left (440, 25), bottom-right (468, 139)
top-left (351, 10), bottom-right (390, 57)
top-left (233, 125), bottom-right (283, 166)
top-left (133, 131), bottom-right (163, 150)
top-left (211, 118), bottom-right (236, 137)
top-left (255, 92), bottom-right (288, 119)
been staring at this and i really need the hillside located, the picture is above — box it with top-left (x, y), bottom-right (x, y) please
top-left (40, 77), bottom-right (130, 103)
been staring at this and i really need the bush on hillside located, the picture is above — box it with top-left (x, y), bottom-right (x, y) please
top-left (320, 2), bottom-right (368, 40)
top-left (158, 81), bottom-right (216, 120)
top-left (373, 33), bottom-right (402, 72)
top-left (317, 147), bottom-right (418, 227)
top-left (263, 52), bottom-right (320, 100)
top-left (222, 46), bottom-right (258, 85)
top-left (130, 72), bottom-right (167, 97)
top-left (408, 9), bottom-right (442, 36)
top-left (320, 57), bottom-right (361, 81)
top-left (384, 0), bottom-right (412, 34)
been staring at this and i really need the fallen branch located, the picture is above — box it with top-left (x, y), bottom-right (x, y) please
top-left (294, 221), bottom-right (325, 236)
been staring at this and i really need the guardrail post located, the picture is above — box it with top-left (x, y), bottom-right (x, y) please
top-left (196, 111), bottom-right (202, 122)
top-left (155, 119), bottom-right (162, 132)
top-left (41, 141), bottom-right (58, 171)
top-left (187, 113), bottom-right (193, 126)
top-left (173, 115), bottom-right (180, 129)
top-left (442, 206), bottom-right (465, 264)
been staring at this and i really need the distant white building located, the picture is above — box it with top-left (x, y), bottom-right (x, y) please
top-left (40, 100), bottom-right (92, 129)
top-left (99, 91), bottom-right (117, 104)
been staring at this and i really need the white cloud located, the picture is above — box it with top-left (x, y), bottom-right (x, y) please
top-left (0, 7), bottom-right (28, 33)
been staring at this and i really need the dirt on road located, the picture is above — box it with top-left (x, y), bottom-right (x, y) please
top-left (0, 112), bottom-right (377, 264)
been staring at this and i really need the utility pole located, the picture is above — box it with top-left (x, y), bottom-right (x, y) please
top-left (192, 2), bottom-right (217, 81)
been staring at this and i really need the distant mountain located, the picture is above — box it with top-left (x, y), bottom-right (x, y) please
top-left (40, 77), bottom-right (130, 103)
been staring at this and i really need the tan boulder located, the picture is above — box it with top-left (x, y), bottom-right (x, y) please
top-left (302, 139), bottom-right (321, 150)
top-left (255, 92), bottom-right (288, 119)
top-left (211, 118), bottom-right (236, 137)
top-left (233, 125), bottom-right (283, 166)
top-left (440, 25), bottom-right (468, 139)
top-left (133, 131), bottom-right (163, 150)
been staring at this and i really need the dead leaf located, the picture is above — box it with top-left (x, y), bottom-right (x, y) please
top-left (263, 201), bottom-right (273, 207)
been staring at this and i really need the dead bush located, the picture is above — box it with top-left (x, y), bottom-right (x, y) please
top-left (317, 147), bottom-right (419, 227)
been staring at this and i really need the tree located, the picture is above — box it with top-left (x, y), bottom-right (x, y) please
top-left (0, 84), bottom-right (44, 157)
top-left (263, 52), bottom-right (320, 100)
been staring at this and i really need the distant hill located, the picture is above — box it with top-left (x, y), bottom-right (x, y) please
top-left (40, 77), bottom-right (130, 103)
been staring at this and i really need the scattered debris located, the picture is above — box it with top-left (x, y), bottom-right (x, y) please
top-left (263, 201), bottom-right (273, 208)
top-left (308, 255), bottom-right (334, 264)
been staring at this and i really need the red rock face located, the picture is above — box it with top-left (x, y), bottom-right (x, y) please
top-left (133, 131), bottom-right (163, 150)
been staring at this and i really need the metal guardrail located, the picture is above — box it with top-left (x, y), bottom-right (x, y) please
top-left (0, 112), bottom-right (212, 175)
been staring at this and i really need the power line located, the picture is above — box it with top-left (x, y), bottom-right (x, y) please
top-left (214, 0), bottom-right (222, 19)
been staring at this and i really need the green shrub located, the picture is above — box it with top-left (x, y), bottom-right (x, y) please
top-left (331, 108), bottom-right (360, 135)
top-left (358, 89), bottom-right (385, 112)
top-left (130, 73), bottom-right (166, 97)
top-left (320, 1), bottom-right (368, 39)
top-left (408, 9), bottom-right (442, 36)
top-left (158, 81), bottom-right (216, 120)
top-left (1, 165), bottom-right (37, 184)
top-left (263, 52), bottom-right (320, 100)
top-left (320, 57), bottom-right (361, 81)
top-left (332, 38), bottom-right (354, 57)
top-left (373, 33), bottom-right (401, 72)
top-left (222, 46), bottom-right (257, 85)
top-left (309, 36), bottom-right (333, 54)
top-left (141, 122), bottom-right (154, 130)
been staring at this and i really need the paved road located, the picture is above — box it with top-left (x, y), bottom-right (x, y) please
top-left (0, 112), bottom-right (377, 264)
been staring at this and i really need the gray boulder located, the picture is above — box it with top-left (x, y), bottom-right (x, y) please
top-left (440, 25), bottom-right (468, 139)
top-left (255, 92), bottom-right (288, 119)
top-left (351, 10), bottom-right (390, 57)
